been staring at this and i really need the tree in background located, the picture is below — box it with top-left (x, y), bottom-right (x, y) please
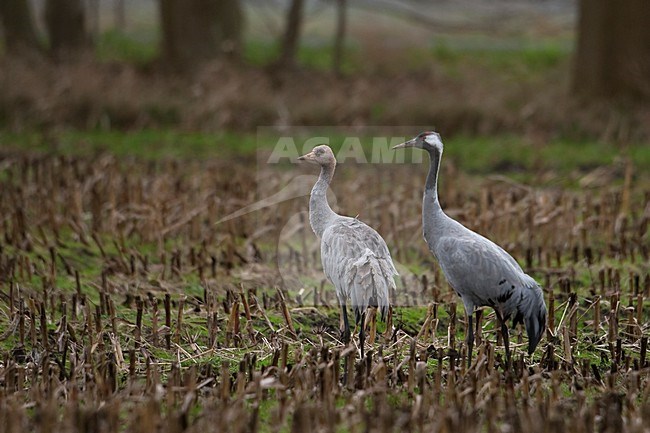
top-left (86, 0), bottom-right (100, 41)
top-left (574, 0), bottom-right (650, 100)
top-left (217, 0), bottom-right (244, 56)
top-left (114, 0), bottom-right (126, 32)
top-left (160, 0), bottom-right (243, 71)
top-left (0, 0), bottom-right (40, 53)
top-left (45, 0), bottom-right (88, 55)
top-left (278, 0), bottom-right (304, 68)
top-left (332, 0), bottom-right (348, 75)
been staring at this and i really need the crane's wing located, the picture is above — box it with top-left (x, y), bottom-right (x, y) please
top-left (321, 217), bottom-right (397, 322)
top-left (435, 234), bottom-right (536, 310)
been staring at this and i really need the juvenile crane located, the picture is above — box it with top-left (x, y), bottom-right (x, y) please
top-left (298, 145), bottom-right (398, 358)
top-left (394, 132), bottom-right (546, 365)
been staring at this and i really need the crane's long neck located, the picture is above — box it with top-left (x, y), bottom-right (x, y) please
top-left (309, 162), bottom-right (337, 238)
top-left (423, 147), bottom-right (444, 241)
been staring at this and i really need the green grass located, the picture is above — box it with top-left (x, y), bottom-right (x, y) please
top-left (92, 29), bottom-right (361, 73)
top-left (267, 131), bottom-right (649, 184)
top-left (244, 39), bottom-right (359, 73)
top-left (3, 129), bottom-right (648, 187)
top-left (430, 37), bottom-right (570, 75)
top-left (0, 129), bottom-right (258, 159)
top-left (243, 36), bottom-right (570, 77)
top-left (243, 39), bottom-right (278, 66)
top-left (96, 29), bottom-right (159, 65)
top-left (432, 135), bottom-right (647, 176)
top-left (2, 18), bottom-right (571, 82)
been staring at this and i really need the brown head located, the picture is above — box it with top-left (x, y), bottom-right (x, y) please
top-left (297, 145), bottom-right (337, 167)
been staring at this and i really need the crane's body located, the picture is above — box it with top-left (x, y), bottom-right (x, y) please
top-left (321, 217), bottom-right (394, 324)
top-left (299, 145), bottom-right (397, 357)
top-left (395, 132), bottom-right (546, 365)
top-left (425, 206), bottom-right (541, 323)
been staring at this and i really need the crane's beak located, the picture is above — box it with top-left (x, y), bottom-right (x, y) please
top-left (297, 150), bottom-right (315, 161)
top-left (392, 138), bottom-right (417, 149)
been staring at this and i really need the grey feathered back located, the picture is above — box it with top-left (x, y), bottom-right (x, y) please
top-left (321, 217), bottom-right (396, 322)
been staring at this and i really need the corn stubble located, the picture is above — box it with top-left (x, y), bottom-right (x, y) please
top-left (0, 151), bottom-right (648, 432)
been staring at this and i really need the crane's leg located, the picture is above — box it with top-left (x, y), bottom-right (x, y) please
top-left (501, 319), bottom-right (511, 365)
top-left (495, 310), bottom-right (511, 366)
top-left (340, 300), bottom-right (351, 346)
top-left (359, 312), bottom-right (366, 360)
top-left (466, 312), bottom-right (474, 368)
top-left (339, 301), bottom-right (351, 387)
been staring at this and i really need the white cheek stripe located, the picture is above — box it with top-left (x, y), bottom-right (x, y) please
top-left (424, 134), bottom-right (441, 148)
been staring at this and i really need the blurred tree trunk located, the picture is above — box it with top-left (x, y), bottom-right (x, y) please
top-left (278, 0), bottom-right (304, 68)
top-left (160, 0), bottom-right (219, 68)
top-left (114, 0), bottom-right (126, 31)
top-left (86, 0), bottom-right (100, 41)
top-left (160, 0), bottom-right (243, 70)
top-left (0, 0), bottom-right (40, 53)
top-left (45, 0), bottom-right (88, 55)
top-left (217, 0), bottom-right (244, 57)
top-left (573, 0), bottom-right (650, 99)
top-left (332, 0), bottom-right (347, 75)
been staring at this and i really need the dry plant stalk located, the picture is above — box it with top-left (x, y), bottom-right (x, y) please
top-left (0, 151), bottom-right (647, 433)
top-left (276, 288), bottom-right (296, 338)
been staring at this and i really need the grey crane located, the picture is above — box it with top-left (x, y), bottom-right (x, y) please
top-left (298, 145), bottom-right (398, 358)
top-left (394, 131), bottom-right (546, 366)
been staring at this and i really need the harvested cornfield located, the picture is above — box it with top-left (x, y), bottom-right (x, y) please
top-left (0, 146), bottom-right (648, 433)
